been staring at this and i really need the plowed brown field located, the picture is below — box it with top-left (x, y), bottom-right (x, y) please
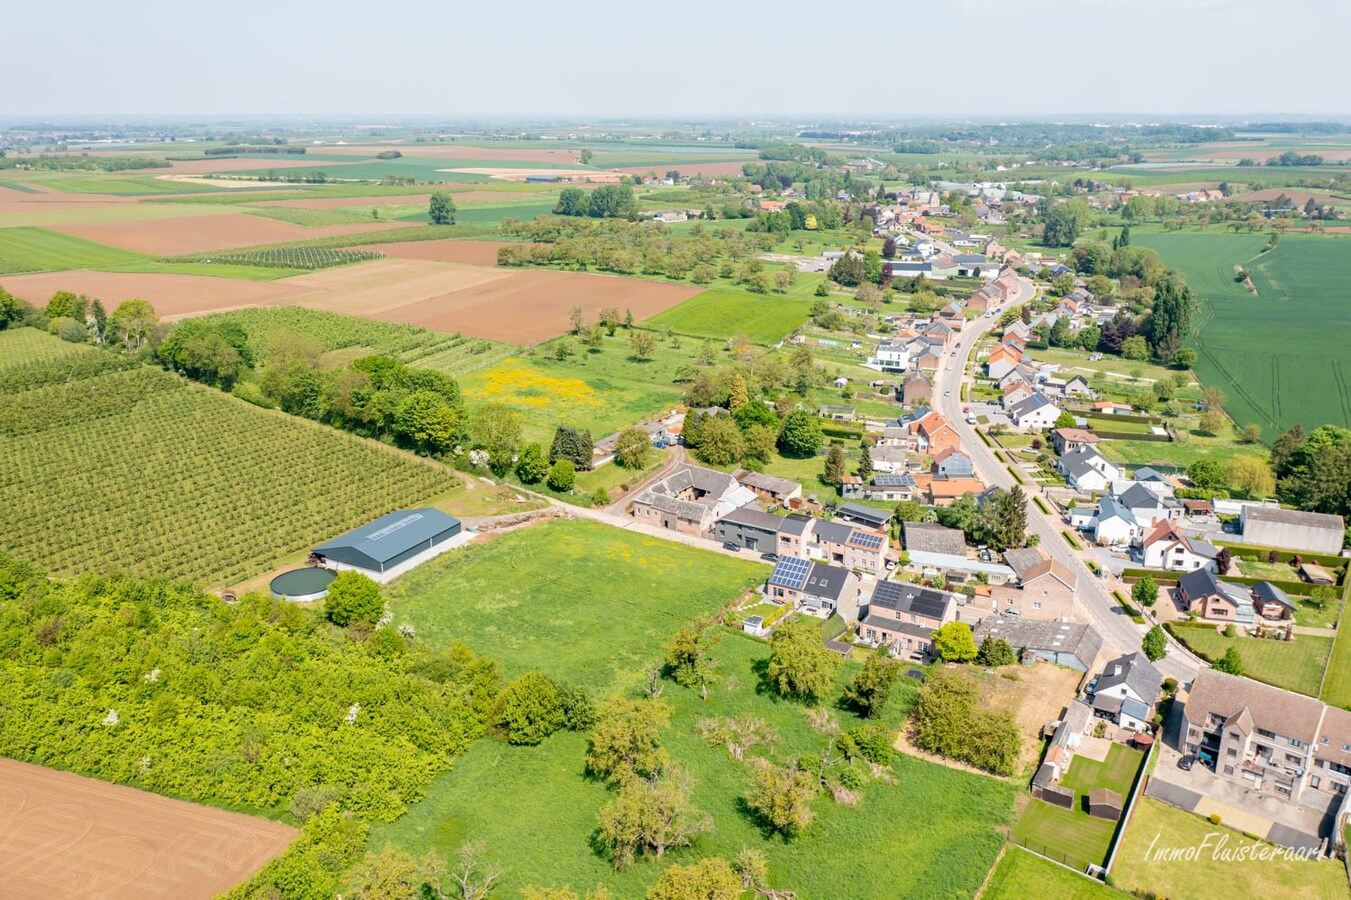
top-left (2, 257), bottom-right (698, 345)
top-left (362, 239), bottom-right (513, 266)
top-left (0, 758), bottom-right (296, 900)
top-left (53, 214), bottom-right (414, 255)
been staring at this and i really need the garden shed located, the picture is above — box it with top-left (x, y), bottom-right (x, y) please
top-left (1087, 788), bottom-right (1123, 821)
top-left (313, 508), bottom-right (463, 584)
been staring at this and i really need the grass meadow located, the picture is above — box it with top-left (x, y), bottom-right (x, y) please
top-left (981, 847), bottom-right (1119, 900)
top-left (644, 288), bottom-right (814, 344)
top-left (1113, 798), bottom-right (1348, 899)
top-left (0, 226), bottom-right (145, 274)
top-left (377, 529), bottom-right (1017, 896)
top-left (385, 519), bottom-right (768, 690)
top-left (1135, 232), bottom-right (1351, 437)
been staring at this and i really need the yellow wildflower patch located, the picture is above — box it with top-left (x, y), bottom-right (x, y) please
top-left (469, 363), bottom-right (601, 409)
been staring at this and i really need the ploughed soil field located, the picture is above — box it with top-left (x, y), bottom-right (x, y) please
top-left (2, 248), bottom-right (700, 344)
top-left (317, 144), bottom-right (582, 162)
top-left (53, 213), bottom-right (414, 255)
top-left (0, 758), bottom-right (296, 900)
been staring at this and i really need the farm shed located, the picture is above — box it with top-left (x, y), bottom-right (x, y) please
top-left (1240, 506), bottom-right (1345, 555)
top-left (313, 508), bottom-right (463, 584)
top-left (269, 567), bottom-right (337, 602)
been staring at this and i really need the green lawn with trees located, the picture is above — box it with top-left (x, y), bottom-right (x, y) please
top-left (982, 847), bottom-right (1120, 900)
top-left (371, 628), bottom-right (1017, 898)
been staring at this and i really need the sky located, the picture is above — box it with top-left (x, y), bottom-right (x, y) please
top-left (4, 0), bottom-right (1349, 120)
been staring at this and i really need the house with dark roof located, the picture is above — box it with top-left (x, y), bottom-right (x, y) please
top-left (765, 557), bottom-right (861, 619)
top-left (1059, 446), bottom-right (1122, 493)
top-left (1117, 482), bottom-right (1182, 530)
top-left (932, 447), bottom-right (974, 478)
top-left (774, 513), bottom-right (814, 558)
top-left (714, 506), bottom-right (786, 554)
top-left (859, 472), bottom-right (918, 502)
top-left (313, 508), bottom-right (463, 583)
top-left (809, 520), bottom-right (889, 573)
top-left (971, 618), bottom-right (1103, 671)
top-left (1009, 393), bottom-right (1062, 431)
top-left (1252, 582), bottom-right (1297, 620)
top-left (1092, 495), bottom-right (1142, 547)
top-left (1177, 568), bottom-right (1255, 625)
top-left (1090, 651), bottom-right (1162, 732)
top-left (857, 581), bottom-right (959, 658)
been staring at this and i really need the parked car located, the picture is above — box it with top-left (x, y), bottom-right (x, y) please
top-left (722, 541), bottom-right (740, 552)
top-left (759, 552), bottom-right (779, 563)
top-left (1177, 755), bottom-right (1195, 771)
top-left (1000, 608), bottom-right (1022, 618)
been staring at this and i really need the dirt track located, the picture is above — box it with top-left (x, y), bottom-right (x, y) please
top-left (0, 757), bottom-right (296, 899)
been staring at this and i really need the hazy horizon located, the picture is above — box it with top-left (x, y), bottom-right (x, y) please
top-left (4, 0), bottom-right (1349, 119)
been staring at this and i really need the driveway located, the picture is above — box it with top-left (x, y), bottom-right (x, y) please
top-left (931, 276), bottom-right (1200, 684)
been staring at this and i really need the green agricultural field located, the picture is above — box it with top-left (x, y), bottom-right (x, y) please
top-left (643, 288), bottom-right (813, 344)
top-left (242, 205), bottom-right (375, 227)
top-left (0, 326), bottom-right (93, 369)
top-left (981, 847), bottom-right (1119, 900)
top-left (1113, 798), bottom-right (1348, 899)
top-left (1136, 232), bottom-right (1351, 437)
top-left (461, 330), bottom-right (718, 443)
top-left (371, 620), bottom-right (1016, 898)
top-left (386, 519), bottom-right (767, 690)
top-left (195, 307), bottom-right (514, 376)
top-left (0, 364), bottom-right (458, 586)
top-left (0, 171), bottom-right (239, 195)
top-left (1167, 625), bottom-right (1331, 696)
top-left (1010, 743), bottom-right (1142, 871)
top-left (0, 226), bottom-right (145, 274)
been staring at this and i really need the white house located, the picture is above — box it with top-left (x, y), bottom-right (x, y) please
top-left (1059, 446), bottom-right (1123, 493)
top-left (1009, 394), bottom-right (1062, 431)
top-left (1093, 496), bottom-right (1142, 546)
top-left (1116, 483), bottom-right (1182, 529)
top-left (869, 341), bottom-right (910, 373)
top-left (1090, 652), bottom-right (1162, 733)
top-left (1140, 521), bottom-right (1221, 573)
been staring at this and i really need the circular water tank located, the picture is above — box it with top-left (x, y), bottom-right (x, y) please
top-left (269, 567), bottom-right (337, 602)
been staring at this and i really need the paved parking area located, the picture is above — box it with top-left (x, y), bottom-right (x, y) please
top-left (1148, 705), bottom-right (1336, 853)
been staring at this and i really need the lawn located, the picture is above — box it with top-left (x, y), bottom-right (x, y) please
top-left (1010, 743), bottom-right (1143, 871)
top-left (1319, 611), bottom-right (1351, 708)
top-left (371, 630), bottom-right (1017, 898)
top-left (1097, 416), bottom-right (1253, 470)
top-left (385, 519), bottom-right (768, 690)
top-left (1112, 797), bottom-right (1348, 899)
top-left (1136, 232), bottom-right (1351, 438)
top-left (1167, 625), bottom-right (1331, 696)
top-left (0, 226), bottom-right (145, 273)
top-left (0, 326), bottom-right (93, 369)
top-left (643, 288), bottom-right (813, 345)
top-left (981, 846), bottom-right (1119, 900)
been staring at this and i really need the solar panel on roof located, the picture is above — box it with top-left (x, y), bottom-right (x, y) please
top-left (873, 474), bottom-right (911, 486)
top-left (770, 557), bottom-right (810, 590)
top-left (850, 532), bottom-right (885, 550)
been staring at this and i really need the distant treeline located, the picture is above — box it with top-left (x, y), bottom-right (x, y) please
top-left (203, 146), bottom-right (307, 156)
top-left (0, 155), bottom-right (169, 172)
top-left (1244, 122), bottom-right (1349, 134)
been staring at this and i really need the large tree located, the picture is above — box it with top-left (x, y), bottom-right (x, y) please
top-left (766, 618), bottom-right (841, 703)
top-left (323, 571), bottom-right (384, 626)
top-left (1147, 274), bottom-right (1197, 361)
top-left (469, 403), bottom-right (523, 475)
top-left (743, 760), bottom-right (817, 838)
top-left (615, 427), bottom-right (653, 469)
top-left (497, 672), bottom-right (566, 745)
top-left (932, 622), bottom-right (978, 662)
top-left (428, 191), bottom-right (457, 225)
top-left (693, 414), bottom-right (744, 466)
top-left (595, 769), bottom-right (711, 870)
top-left (645, 858), bottom-right (741, 900)
top-left (777, 410), bottom-right (824, 458)
top-left (1275, 425), bottom-right (1351, 516)
top-left (1142, 625), bottom-right (1168, 662)
top-left (841, 646), bottom-right (901, 718)
top-left (586, 698), bottom-right (670, 785)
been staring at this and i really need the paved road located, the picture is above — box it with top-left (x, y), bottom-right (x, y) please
top-left (931, 275), bottom-right (1200, 683)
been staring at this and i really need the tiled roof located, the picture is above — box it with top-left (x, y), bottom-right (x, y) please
top-left (1184, 669), bottom-right (1324, 744)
